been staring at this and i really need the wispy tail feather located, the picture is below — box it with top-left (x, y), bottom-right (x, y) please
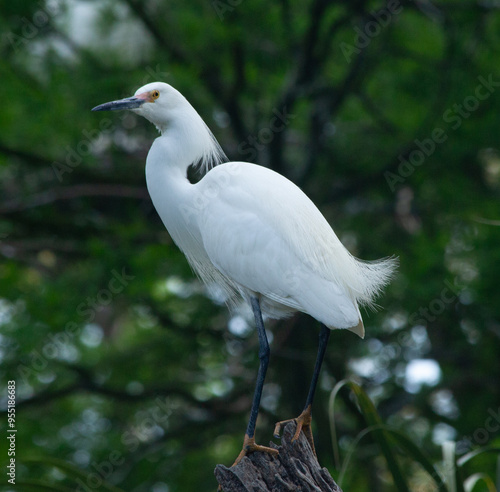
top-left (352, 255), bottom-right (398, 307)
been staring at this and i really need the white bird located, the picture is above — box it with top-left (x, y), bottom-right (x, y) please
top-left (92, 82), bottom-right (396, 466)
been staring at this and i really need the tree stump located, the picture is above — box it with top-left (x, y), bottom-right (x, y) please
top-left (214, 421), bottom-right (343, 491)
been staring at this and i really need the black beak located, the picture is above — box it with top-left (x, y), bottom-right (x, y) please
top-left (92, 96), bottom-right (146, 112)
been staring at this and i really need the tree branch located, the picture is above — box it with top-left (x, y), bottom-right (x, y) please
top-left (122, 0), bottom-right (187, 64)
top-left (0, 183), bottom-right (149, 214)
top-left (0, 142), bottom-right (56, 168)
top-left (215, 420), bottom-right (342, 491)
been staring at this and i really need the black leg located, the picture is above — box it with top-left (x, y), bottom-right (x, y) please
top-left (303, 323), bottom-right (331, 410)
top-left (273, 323), bottom-right (331, 456)
top-left (227, 297), bottom-right (278, 470)
top-left (246, 296), bottom-right (270, 439)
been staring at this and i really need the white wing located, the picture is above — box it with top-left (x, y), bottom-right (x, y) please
top-left (195, 162), bottom-right (395, 332)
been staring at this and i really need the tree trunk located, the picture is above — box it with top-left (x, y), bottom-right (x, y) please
top-left (214, 421), bottom-right (343, 491)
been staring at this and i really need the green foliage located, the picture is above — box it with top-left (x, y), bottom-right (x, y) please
top-left (329, 381), bottom-right (500, 491)
top-left (0, 457), bottom-right (126, 491)
top-left (1, 0), bottom-right (500, 490)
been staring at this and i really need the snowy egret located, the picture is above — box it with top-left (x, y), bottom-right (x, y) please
top-left (92, 82), bottom-right (396, 465)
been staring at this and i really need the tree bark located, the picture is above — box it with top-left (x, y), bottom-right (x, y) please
top-left (215, 421), bottom-right (343, 491)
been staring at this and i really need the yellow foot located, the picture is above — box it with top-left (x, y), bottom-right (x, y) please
top-left (231, 433), bottom-right (279, 468)
top-left (273, 404), bottom-right (316, 456)
top-left (218, 434), bottom-right (279, 490)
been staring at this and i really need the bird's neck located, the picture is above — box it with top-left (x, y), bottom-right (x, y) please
top-left (145, 134), bottom-right (194, 227)
top-left (151, 104), bottom-right (226, 174)
top-left (144, 105), bottom-right (226, 249)
top-left (144, 131), bottom-right (209, 258)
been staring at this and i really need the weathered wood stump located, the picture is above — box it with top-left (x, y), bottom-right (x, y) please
top-left (214, 421), bottom-right (342, 491)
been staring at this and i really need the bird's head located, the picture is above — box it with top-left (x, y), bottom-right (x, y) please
top-left (92, 81), bottom-right (227, 169)
top-left (92, 82), bottom-right (183, 132)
